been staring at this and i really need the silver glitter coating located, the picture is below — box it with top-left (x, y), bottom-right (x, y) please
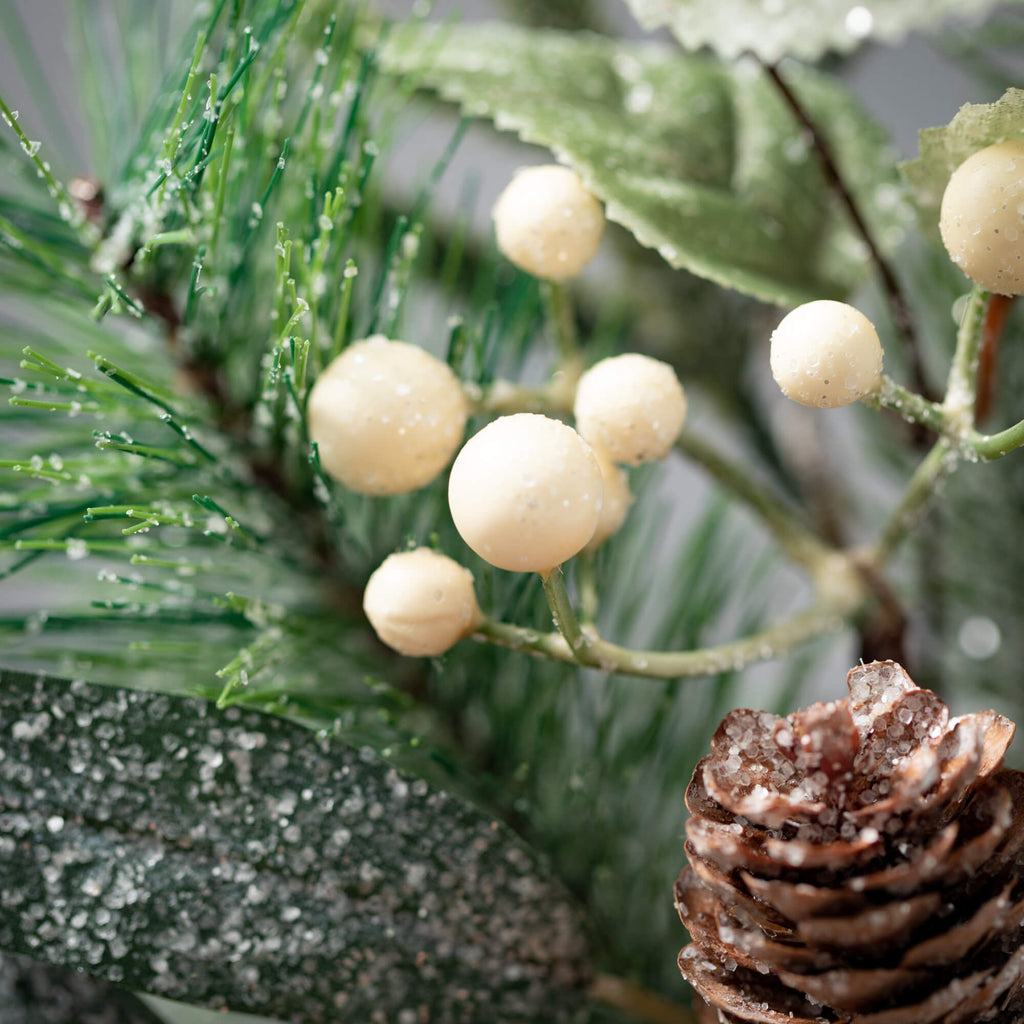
top-left (0, 670), bottom-right (590, 1022)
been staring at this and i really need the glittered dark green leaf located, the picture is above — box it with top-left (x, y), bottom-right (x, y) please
top-left (900, 88), bottom-right (1024, 224)
top-left (380, 23), bottom-right (909, 307)
top-left (621, 0), bottom-right (1024, 63)
top-left (0, 670), bottom-right (590, 1023)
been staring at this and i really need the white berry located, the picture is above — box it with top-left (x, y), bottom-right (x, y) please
top-left (769, 300), bottom-right (883, 409)
top-left (307, 336), bottom-right (467, 495)
top-left (584, 448), bottom-right (633, 551)
top-left (492, 165), bottom-right (605, 281)
top-left (573, 353), bottom-right (687, 466)
top-left (448, 414), bottom-right (603, 573)
top-left (939, 140), bottom-right (1024, 296)
top-left (363, 548), bottom-right (482, 657)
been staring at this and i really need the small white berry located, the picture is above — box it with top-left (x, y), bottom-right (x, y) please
top-left (769, 300), bottom-right (883, 409)
top-left (492, 165), bottom-right (605, 281)
top-left (939, 139), bottom-right (1024, 296)
top-left (448, 413), bottom-right (603, 573)
top-left (573, 353), bottom-right (687, 466)
top-left (584, 448), bottom-right (633, 552)
top-left (307, 335), bottom-right (467, 495)
top-left (363, 548), bottom-right (482, 657)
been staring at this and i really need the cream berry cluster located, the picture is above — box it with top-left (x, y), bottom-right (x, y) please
top-left (303, 166), bottom-right (689, 658)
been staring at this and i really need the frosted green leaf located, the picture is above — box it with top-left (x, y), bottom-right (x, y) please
top-left (0, 670), bottom-right (590, 1023)
top-left (622, 0), bottom-right (1024, 63)
top-left (380, 23), bottom-right (908, 306)
top-left (900, 88), bottom-right (1024, 223)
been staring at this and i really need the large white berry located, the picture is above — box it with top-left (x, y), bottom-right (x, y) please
top-left (769, 300), bottom-right (883, 409)
top-left (448, 414), bottom-right (603, 573)
top-left (307, 336), bottom-right (467, 495)
top-left (939, 140), bottom-right (1024, 296)
top-left (584, 448), bottom-right (633, 552)
top-left (363, 548), bottom-right (482, 657)
top-left (492, 165), bottom-right (605, 281)
top-left (573, 353), bottom-right (687, 466)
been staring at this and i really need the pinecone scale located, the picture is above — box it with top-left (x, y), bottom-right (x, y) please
top-left (675, 661), bottom-right (1024, 1023)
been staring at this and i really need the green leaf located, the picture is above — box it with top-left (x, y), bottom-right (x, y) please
top-left (620, 0), bottom-right (1024, 63)
top-left (0, 669), bottom-right (590, 1023)
top-left (900, 87), bottom-right (1024, 224)
top-left (380, 23), bottom-right (907, 307)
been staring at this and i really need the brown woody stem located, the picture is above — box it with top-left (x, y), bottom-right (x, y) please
top-left (975, 293), bottom-right (1015, 423)
top-left (764, 63), bottom-right (930, 399)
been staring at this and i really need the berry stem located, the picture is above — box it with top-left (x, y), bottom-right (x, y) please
top-left (475, 619), bottom-right (573, 661)
top-left (968, 419), bottom-right (1024, 460)
top-left (868, 376), bottom-right (948, 434)
top-left (763, 64), bottom-right (931, 399)
top-left (475, 602), bottom-right (847, 680)
top-left (867, 288), bottom-right (996, 560)
top-left (943, 284), bottom-right (990, 426)
top-left (870, 438), bottom-right (955, 562)
top-left (541, 566), bottom-right (590, 659)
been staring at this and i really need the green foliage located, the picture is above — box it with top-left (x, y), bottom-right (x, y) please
top-left (621, 0), bottom-right (1024, 62)
top-left (380, 21), bottom-right (908, 307)
top-left (0, 0), bottom-right (428, 744)
top-left (900, 87), bottom-right (1024, 223)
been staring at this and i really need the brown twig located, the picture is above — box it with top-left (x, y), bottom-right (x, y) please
top-left (975, 293), bottom-right (1015, 424)
top-left (764, 63), bottom-right (934, 403)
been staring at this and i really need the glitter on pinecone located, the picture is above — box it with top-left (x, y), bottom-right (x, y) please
top-left (675, 660), bottom-right (1024, 1023)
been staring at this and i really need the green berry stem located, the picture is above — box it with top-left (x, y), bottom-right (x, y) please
top-left (866, 287), bottom-right (992, 561)
top-left (944, 284), bottom-right (990, 427)
top-left (674, 427), bottom-right (838, 574)
top-left (872, 375), bottom-right (1024, 461)
top-left (475, 602), bottom-right (847, 680)
top-left (969, 419), bottom-right (1024, 460)
top-left (475, 618), bottom-right (574, 661)
top-left (541, 565), bottom-right (590, 660)
top-left (870, 438), bottom-right (955, 563)
top-left (868, 376), bottom-right (949, 434)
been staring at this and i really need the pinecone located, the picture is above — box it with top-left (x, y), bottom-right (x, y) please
top-left (675, 660), bottom-right (1024, 1023)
